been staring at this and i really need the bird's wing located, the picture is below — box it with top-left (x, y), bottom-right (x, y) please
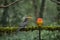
top-left (17, 21), bottom-right (28, 32)
top-left (19, 21), bottom-right (28, 27)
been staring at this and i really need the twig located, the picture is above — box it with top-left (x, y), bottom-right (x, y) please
top-left (0, 0), bottom-right (20, 8)
top-left (50, 0), bottom-right (60, 4)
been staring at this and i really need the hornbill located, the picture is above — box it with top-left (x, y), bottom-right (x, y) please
top-left (17, 16), bottom-right (32, 31)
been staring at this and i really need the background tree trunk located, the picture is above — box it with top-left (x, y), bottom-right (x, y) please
top-left (32, 0), bottom-right (38, 20)
top-left (57, 0), bottom-right (60, 24)
top-left (39, 0), bottom-right (45, 18)
top-left (1, 0), bottom-right (9, 27)
top-left (39, 0), bottom-right (46, 40)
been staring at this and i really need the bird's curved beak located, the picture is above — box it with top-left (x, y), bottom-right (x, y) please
top-left (26, 16), bottom-right (32, 19)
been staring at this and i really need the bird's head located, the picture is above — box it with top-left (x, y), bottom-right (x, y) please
top-left (24, 16), bottom-right (32, 22)
top-left (26, 16), bottom-right (32, 19)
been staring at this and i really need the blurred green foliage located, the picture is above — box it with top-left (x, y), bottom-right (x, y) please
top-left (0, 0), bottom-right (60, 40)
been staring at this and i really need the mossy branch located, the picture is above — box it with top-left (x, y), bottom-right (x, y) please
top-left (19, 26), bottom-right (60, 31)
top-left (0, 26), bottom-right (60, 33)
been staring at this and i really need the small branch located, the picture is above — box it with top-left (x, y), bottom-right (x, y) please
top-left (0, 0), bottom-right (20, 8)
top-left (50, 0), bottom-right (60, 4)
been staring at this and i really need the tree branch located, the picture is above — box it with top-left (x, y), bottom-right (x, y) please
top-left (50, 0), bottom-right (60, 4)
top-left (19, 26), bottom-right (60, 31)
top-left (0, 26), bottom-right (60, 33)
top-left (0, 0), bottom-right (20, 8)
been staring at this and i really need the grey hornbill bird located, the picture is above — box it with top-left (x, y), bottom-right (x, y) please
top-left (17, 16), bottom-right (32, 31)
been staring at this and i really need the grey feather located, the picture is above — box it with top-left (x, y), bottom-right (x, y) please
top-left (19, 21), bottom-right (29, 28)
top-left (17, 18), bottom-right (29, 32)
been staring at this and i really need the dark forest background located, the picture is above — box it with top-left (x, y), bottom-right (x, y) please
top-left (0, 0), bottom-right (60, 40)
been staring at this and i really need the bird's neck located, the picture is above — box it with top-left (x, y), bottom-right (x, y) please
top-left (23, 19), bottom-right (28, 22)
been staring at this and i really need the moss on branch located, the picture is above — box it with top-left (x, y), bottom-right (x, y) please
top-left (0, 26), bottom-right (60, 33)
